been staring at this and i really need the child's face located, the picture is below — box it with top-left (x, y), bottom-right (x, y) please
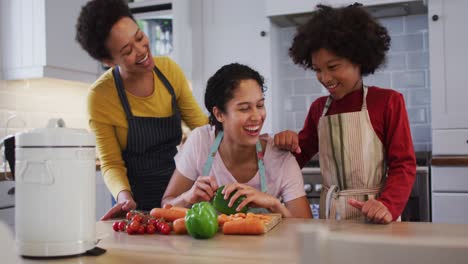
top-left (104, 17), bottom-right (154, 73)
top-left (311, 48), bottom-right (362, 100)
top-left (216, 79), bottom-right (266, 146)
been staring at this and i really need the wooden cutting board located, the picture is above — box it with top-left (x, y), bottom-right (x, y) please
top-left (220, 213), bottom-right (282, 235)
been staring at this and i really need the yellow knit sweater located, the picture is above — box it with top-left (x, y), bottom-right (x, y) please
top-left (87, 57), bottom-right (208, 199)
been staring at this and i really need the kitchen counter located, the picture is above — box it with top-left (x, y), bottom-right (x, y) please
top-left (431, 155), bottom-right (468, 166)
top-left (10, 219), bottom-right (468, 264)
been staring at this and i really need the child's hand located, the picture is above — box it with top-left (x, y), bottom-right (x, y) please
top-left (348, 198), bottom-right (392, 224)
top-left (273, 130), bottom-right (301, 154)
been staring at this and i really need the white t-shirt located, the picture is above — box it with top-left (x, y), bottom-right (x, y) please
top-left (175, 125), bottom-right (306, 203)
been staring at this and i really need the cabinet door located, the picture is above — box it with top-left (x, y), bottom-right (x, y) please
top-left (432, 193), bottom-right (468, 224)
top-left (0, 0), bottom-right (99, 82)
top-left (95, 171), bottom-right (113, 221)
top-left (44, 0), bottom-right (100, 82)
top-left (429, 0), bottom-right (468, 129)
top-left (432, 166), bottom-right (468, 192)
top-left (197, 0), bottom-right (272, 131)
top-left (201, 0), bottom-right (269, 79)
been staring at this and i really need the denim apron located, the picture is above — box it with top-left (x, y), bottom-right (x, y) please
top-left (112, 66), bottom-right (182, 211)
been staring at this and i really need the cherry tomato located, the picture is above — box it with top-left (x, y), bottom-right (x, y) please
top-left (118, 221), bottom-right (127, 232)
top-left (126, 211), bottom-right (136, 220)
top-left (137, 225), bottom-right (146, 235)
top-left (129, 220), bottom-right (141, 231)
top-left (127, 226), bottom-right (136, 235)
top-left (147, 218), bottom-right (159, 226)
top-left (112, 221), bottom-right (120, 232)
top-left (146, 224), bottom-right (156, 234)
top-left (156, 221), bottom-right (164, 232)
top-left (158, 222), bottom-right (171, 235)
top-left (132, 214), bottom-right (143, 223)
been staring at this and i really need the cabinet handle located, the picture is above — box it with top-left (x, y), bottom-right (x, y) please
top-left (260, 30), bottom-right (267, 37)
top-left (432, 14), bottom-right (439, 21)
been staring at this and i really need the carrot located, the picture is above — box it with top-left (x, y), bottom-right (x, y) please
top-left (149, 208), bottom-right (186, 222)
top-left (173, 218), bottom-right (187, 234)
top-left (168, 206), bottom-right (189, 213)
top-left (162, 204), bottom-right (188, 213)
top-left (222, 218), bottom-right (266, 235)
top-left (218, 214), bottom-right (231, 226)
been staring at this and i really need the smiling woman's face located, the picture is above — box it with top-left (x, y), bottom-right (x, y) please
top-left (311, 48), bottom-right (362, 100)
top-left (214, 79), bottom-right (266, 146)
top-left (104, 17), bottom-right (154, 73)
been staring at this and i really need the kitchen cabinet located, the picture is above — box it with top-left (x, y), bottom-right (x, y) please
top-left (265, 0), bottom-right (422, 17)
top-left (429, 0), bottom-right (468, 154)
top-left (0, 0), bottom-right (100, 83)
top-left (189, 0), bottom-right (273, 132)
top-left (96, 171), bottom-right (112, 221)
top-left (431, 165), bottom-right (468, 224)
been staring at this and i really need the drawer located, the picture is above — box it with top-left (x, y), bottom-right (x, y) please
top-left (432, 129), bottom-right (468, 155)
top-left (432, 193), bottom-right (468, 224)
top-left (0, 181), bottom-right (15, 208)
top-left (431, 166), bottom-right (468, 192)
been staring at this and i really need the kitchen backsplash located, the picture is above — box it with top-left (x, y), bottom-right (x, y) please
top-left (273, 14), bottom-right (431, 152)
top-left (0, 78), bottom-right (89, 141)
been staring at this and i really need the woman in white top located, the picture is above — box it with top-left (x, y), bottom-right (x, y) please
top-left (162, 63), bottom-right (312, 218)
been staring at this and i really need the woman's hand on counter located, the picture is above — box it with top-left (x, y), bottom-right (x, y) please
top-left (348, 198), bottom-right (392, 224)
top-left (100, 190), bottom-right (137, 220)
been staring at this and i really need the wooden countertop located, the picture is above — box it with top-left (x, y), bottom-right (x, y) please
top-left (15, 219), bottom-right (468, 264)
top-left (431, 155), bottom-right (468, 166)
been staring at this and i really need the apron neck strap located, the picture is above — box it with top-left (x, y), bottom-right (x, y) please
top-left (321, 85), bottom-right (369, 117)
top-left (202, 130), bottom-right (267, 193)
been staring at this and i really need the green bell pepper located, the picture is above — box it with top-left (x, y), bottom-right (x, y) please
top-left (212, 185), bottom-right (248, 215)
top-left (185, 201), bottom-right (219, 239)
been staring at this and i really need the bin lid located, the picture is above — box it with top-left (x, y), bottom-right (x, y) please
top-left (15, 118), bottom-right (95, 147)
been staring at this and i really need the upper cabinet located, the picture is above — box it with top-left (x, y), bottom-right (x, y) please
top-left (265, 0), bottom-right (423, 17)
top-left (429, 0), bottom-right (468, 155)
top-left (188, 0), bottom-right (273, 132)
top-left (0, 0), bottom-right (100, 83)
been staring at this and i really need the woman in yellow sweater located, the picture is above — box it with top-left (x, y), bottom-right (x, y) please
top-left (76, 0), bottom-right (208, 219)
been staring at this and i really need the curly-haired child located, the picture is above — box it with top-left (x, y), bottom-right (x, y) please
top-left (274, 3), bottom-right (416, 224)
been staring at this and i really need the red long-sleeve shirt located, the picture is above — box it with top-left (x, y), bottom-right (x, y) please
top-left (296, 86), bottom-right (416, 220)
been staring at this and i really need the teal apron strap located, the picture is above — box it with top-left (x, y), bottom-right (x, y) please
top-left (256, 141), bottom-right (267, 193)
top-left (203, 131), bottom-right (224, 176)
top-left (202, 130), bottom-right (267, 193)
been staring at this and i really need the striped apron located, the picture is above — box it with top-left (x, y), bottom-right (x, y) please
top-left (113, 66), bottom-right (182, 211)
top-left (318, 86), bottom-right (386, 220)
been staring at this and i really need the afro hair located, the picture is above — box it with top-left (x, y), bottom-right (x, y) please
top-left (75, 0), bottom-right (134, 61)
top-left (289, 4), bottom-right (391, 76)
